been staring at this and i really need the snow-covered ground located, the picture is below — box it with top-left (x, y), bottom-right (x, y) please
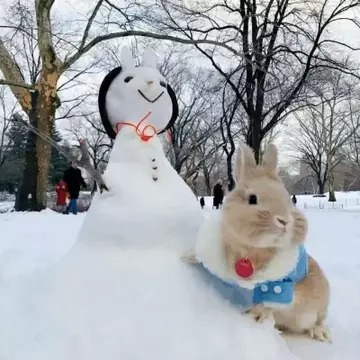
top-left (0, 201), bottom-right (14, 213)
top-left (0, 193), bottom-right (360, 359)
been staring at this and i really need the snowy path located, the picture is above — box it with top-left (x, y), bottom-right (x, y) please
top-left (0, 207), bottom-right (360, 359)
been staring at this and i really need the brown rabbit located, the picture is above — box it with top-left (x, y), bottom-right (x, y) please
top-left (182, 143), bottom-right (330, 342)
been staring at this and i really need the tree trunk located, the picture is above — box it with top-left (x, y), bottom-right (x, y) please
top-left (15, 91), bottom-right (39, 211)
top-left (15, 71), bottom-right (59, 211)
top-left (191, 172), bottom-right (199, 196)
top-left (247, 116), bottom-right (262, 164)
top-left (203, 168), bottom-right (212, 195)
top-left (171, 142), bottom-right (182, 174)
top-left (226, 154), bottom-right (235, 191)
top-left (36, 76), bottom-right (58, 208)
top-left (174, 159), bottom-right (182, 174)
top-left (328, 172), bottom-right (336, 202)
top-left (318, 180), bottom-right (325, 195)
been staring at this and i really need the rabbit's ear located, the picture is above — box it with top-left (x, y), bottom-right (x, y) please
top-left (141, 47), bottom-right (157, 68)
top-left (120, 46), bottom-right (136, 69)
top-left (235, 143), bottom-right (256, 182)
top-left (262, 143), bottom-right (278, 174)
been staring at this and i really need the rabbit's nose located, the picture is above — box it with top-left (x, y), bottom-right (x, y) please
top-left (146, 80), bottom-right (154, 85)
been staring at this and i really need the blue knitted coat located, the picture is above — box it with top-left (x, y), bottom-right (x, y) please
top-left (194, 245), bottom-right (308, 310)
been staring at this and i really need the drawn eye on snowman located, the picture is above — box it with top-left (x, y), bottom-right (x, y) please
top-left (124, 76), bottom-right (134, 83)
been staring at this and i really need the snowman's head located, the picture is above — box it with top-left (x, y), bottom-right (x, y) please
top-left (98, 46), bottom-right (178, 139)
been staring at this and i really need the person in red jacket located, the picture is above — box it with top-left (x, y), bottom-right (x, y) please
top-left (55, 178), bottom-right (68, 207)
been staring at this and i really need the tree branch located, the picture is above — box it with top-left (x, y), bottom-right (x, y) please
top-left (0, 79), bottom-right (34, 90)
top-left (35, 0), bottom-right (62, 69)
top-left (78, 0), bottom-right (105, 52)
top-left (62, 30), bottom-right (240, 71)
top-left (0, 39), bottom-right (32, 112)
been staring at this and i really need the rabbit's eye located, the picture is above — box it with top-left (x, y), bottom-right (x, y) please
top-left (248, 194), bottom-right (257, 205)
top-left (124, 76), bottom-right (133, 83)
top-left (160, 81), bottom-right (166, 87)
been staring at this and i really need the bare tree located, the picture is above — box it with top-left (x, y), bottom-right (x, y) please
top-left (342, 86), bottom-right (360, 180)
top-left (195, 138), bottom-right (226, 196)
top-left (289, 73), bottom-right (360, 201)
top-left (148, 48), bottom-right (222, 177)
top-left (169, 94), bottom-right (219, 175)
top-left (1, 0), bottom-right (214, 210)
top-left (219, 82), bottom-right (247, 190)
top-left (4, 1), bottom-right (356, 209)
top-left (118, 0), bottom-right (360, 162)
top-left (180, 125), bottom-right (223, 183)
top-left (0, 87), bottom-right (18, 171)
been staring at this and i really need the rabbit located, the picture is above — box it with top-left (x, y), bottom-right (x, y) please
top-left (182, 143), bottom-right (331, 342)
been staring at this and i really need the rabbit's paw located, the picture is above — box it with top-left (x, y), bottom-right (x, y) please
top-left (248, 305), bottom-right (274, 323)
top-left (307, 324), bottom-right (332, 343)
top-left (274, 324), bottom-right (288, 332)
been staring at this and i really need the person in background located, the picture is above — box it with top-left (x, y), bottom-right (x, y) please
top-left (292, 194), bottom-right (297, 207)
top-left (200, 197), bottom-right (205, 209)
top-left (55, 178), bottom-right (68, 210)
top-left (213, 182), bottom-right (224, 210)
top-left (62, 162), bottom-right (87, 215)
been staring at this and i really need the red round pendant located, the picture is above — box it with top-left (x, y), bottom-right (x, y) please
top-left (234, 258), bottom-right (254, 278)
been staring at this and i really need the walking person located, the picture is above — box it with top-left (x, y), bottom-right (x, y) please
top-left (292, 194), bottom-right (297, 207)
top-left (63, 162), bottom-right (87, 215)
top-left (213, 183), bottom-right (224, 210)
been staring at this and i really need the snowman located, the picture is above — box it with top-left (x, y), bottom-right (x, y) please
top-left (0, 47), bottom-right (300, 360)
top-left (76, 46), bottom-right (203, 252)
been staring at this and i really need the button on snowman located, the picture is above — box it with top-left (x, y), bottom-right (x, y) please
top-left (76, 46), bottom-right (204, 253)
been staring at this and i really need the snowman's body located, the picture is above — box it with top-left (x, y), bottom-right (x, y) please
top-left (78, 126), bottom-right (202, 252)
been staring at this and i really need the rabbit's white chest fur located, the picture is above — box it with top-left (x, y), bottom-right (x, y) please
top-left (195, 211), bottom-right (299, 289)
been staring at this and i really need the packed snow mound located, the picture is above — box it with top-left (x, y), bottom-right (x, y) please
top-left (3, 204), bottom-right (360, 359)
top-left (0, 130), bottom-right (301, 359)
top-left (76, 130), bottom-right (203, 253)
top-left (0, 238), bottom-right (299, 360)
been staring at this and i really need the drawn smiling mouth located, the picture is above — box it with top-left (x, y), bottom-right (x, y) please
top-left (138, 90), bottom-right (164, 103)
